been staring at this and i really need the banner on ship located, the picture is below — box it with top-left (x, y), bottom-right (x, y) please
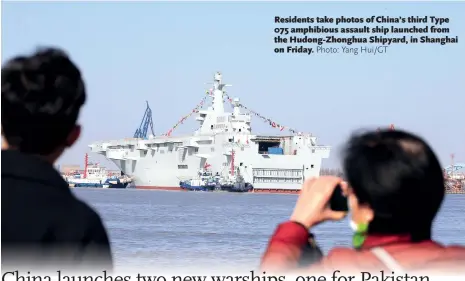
top-left (163, 90), bottom-right (306, 137)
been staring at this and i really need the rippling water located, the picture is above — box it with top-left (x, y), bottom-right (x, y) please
top-left (74, 189), bottom-right (465, 271)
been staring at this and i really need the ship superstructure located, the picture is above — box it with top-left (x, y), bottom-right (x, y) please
top-left (89, 72), bottom-right (331, 193)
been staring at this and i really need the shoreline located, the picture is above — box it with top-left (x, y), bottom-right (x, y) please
top-left (136, 185), bottom-right (301, 194)
top-left (73, 186), bottom-right (465, 195)
top-left (446, 190), bottom-right (465, 194)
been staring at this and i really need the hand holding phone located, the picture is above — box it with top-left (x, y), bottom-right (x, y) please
top-left (290, 177), bottom-right (348, 229)
top-left (329, 184), bottom-right (349, 212)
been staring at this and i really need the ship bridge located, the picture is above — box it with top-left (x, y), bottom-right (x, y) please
top-left (195, 74), bottom-right (251, 136)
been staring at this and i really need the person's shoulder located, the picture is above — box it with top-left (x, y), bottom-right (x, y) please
top-left (73, 198), bottom-right (106, 229)
top-left (419, 245), bottom-right (465, 275)
top-left (417, 242), bottom-right (465, 259)
top-left (445, 244), bottom-right (465, 251)
top-left (323, 247), bottom-right (386, 269)
top-left (307, 247), bottom-right (370, 274)
top-left (65, 197), bottom-right (111, 248)
top-left (52, 191), bottom-right (107, 235)
top-left (324, 247), bottom-right (362, 265)
top-left (47, 188), bottom-right (104, 230)
top-left (327, 247), bottom-right (357, 257)
top-left (439, 244), bottom-right (465, 260)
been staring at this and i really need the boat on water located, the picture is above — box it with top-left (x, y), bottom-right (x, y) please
top-left (89, 72), bottom-right (331, 194)
top-left (64, 167), bottom-right (108, 188)
top-left (180, 168), bottom-right (253, 193)
top-left (222, 174), bottom-right (253, 193)
top-left (64, 154), bottom-right (132, 189)
top-left (179, 170), bottom-right (218, 192)
top-left (179, 179), bottom-right (215, 192)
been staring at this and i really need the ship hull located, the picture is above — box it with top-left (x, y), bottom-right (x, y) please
top-left (137, 185), bottom-right (184, 191)
top-left (109, 182), bottom-right (128, 189)
top-left (134, 185), bottom-right (300, 194)
top-left (96, 133), bottom-right (330, 195)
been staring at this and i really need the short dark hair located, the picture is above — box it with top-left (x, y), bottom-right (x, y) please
top-left (342, 129), bottom-right (444, 241)
top-left (1, 47), bottom-right (86, 155)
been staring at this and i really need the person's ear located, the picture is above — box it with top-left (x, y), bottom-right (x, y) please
top-left (65, 125), bottom-right (81, 147)
top-left (348, 193), bottom-right (374, 224)
top-left (359, 205), bottom-right (374, 223)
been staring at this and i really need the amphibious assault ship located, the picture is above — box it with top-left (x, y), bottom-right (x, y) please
top-left (89, 72), bottom-right (331, 193)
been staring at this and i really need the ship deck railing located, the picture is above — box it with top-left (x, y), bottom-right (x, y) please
top-left (91, 132), bottom-right (325, 147)
top-left (309, 145), bottom-right (331, 150)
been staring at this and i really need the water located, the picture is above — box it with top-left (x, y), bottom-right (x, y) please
top-left (74, 189), bottom-right (465, 271)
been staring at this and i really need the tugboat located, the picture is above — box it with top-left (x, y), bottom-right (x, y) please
top-left (220, 155), bottom-right (253, 193)
top-left (103, 175), bottom-right (131, 189)
top-left (221, 174), bottom-right (253, 193)
top-left (180, 170), bottom-right (218, 192)
top-left (65, 165), bottom-right (107, 188)
top-left (64, 153), bottom-right (133, 188)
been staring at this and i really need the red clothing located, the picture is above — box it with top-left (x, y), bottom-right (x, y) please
top-left (261, 221), bottom-right (465, 275)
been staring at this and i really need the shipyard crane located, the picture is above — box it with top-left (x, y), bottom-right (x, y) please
top-left (133, 101), bottom-right (155, 139)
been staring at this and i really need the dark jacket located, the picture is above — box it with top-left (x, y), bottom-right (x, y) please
top-left (1, 150), bottom-right (113, 272)
top-left (261, 221), bottom-right (465, 275)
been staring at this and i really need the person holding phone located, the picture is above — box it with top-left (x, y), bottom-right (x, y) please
top-left (260, 129), bottom-right (465, 274)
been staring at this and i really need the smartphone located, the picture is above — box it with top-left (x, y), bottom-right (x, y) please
top-left (329, 184), bottom-right (349, 212)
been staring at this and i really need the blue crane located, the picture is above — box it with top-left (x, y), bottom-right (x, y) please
top-left (133, 101), bottom-right (155, 139)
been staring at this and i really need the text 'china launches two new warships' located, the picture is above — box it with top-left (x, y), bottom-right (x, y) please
top-left (89, 72), bottom-right (331, 193)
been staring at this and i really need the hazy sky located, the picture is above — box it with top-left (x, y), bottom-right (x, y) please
top-left (2, 1), bottom-right (464, 170)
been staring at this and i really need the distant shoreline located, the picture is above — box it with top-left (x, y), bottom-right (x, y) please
top-left (446, 190), bottom-right (465, 194)
top-left (73, 186), bottom-right (465, 195)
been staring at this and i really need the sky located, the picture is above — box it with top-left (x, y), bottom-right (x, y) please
top-left (2, 1), bottom-right (465, 170)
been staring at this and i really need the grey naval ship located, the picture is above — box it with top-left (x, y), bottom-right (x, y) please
top-left (89, 72), bottom-right (331, 193)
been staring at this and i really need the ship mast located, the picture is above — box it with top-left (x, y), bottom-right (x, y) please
top-left (162, 71), bottom-right (305, 137)
top-left (211, 72), bottom-right (231, 113)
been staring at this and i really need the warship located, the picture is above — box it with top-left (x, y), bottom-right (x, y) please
top-left (89, 72), bottom-right (331, 193)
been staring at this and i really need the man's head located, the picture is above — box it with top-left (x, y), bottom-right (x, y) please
top-left (342, 129), bottom-right (445, 241)
top-left (1, 47), bottom-right (86, 162)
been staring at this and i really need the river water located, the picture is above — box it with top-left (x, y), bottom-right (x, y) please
top-left (74, 189), bottom-right (465, 272)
